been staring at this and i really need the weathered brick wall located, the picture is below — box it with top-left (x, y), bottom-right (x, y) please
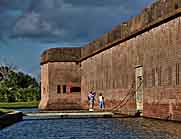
top-left (39, 62), bottom-right (81, 110)
top-left (81, 42), bottom-right (136, 115)
top-left (81, 16), bottom-right (181, 120)
top-left (39, 0), bottom-right (181, 121)
top-left (142, 16), bottom-right (181, 121)
top-left (81, 41), bottom-right (136, 114)
top-left (39, 64), bottom-right (49, 109)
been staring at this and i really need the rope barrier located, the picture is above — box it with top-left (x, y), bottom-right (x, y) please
top-left (111, 78), bottom-right (143, 112)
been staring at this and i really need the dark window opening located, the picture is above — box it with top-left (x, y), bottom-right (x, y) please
top-left (144, 71), bottom-right (147, 88)
top-left (176, 64), bottom-right (179, 85)
top-left (158, 67), bottom-right (162, 86)
top-left (152, 69), bottom-right (155, 87)
top-left (168, 66), bottom-right (172, 85)
top-left (57, 85), bottom-right (61, 94)
top-left (70, 87), bottom-right (81, 92)
top-left (63, 85), bottom-right (66, 93)
top-left (43, 88), bottom-right (45, 94)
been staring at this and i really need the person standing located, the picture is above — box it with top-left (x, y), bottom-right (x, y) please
top-left (88, 91), bottom-right (92, 111)
top-left (99, 93), bottom-right (104, 111)
top-left (88, 90), bottom-right (96, 111)
top-left (91, 91), bottom-right (96, 110)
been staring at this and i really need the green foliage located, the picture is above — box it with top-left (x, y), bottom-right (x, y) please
top-left (0, 66), bottom-right (40, 103)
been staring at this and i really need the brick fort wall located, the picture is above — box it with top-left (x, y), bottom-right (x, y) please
top-left (39, 48), bottom-right (81, 110)
top-left (39, 0), bottom-right (181, 121)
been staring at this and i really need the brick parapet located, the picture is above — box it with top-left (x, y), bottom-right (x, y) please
top-left (41, 0), bottom-right (181, 64)
top-left (40, 47), bottom-right (81, 65)
top-left (81, 0), bottom-right (181, 59)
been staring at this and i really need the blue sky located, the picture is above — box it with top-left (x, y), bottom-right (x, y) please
top-left (0, 0), bottom-right (154, 79)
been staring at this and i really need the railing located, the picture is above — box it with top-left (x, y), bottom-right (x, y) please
top-left (111, 79), bottom-right (143, 112)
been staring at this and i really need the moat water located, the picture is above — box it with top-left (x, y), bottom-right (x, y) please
top-left (0, 109), bottom-right (181, 139)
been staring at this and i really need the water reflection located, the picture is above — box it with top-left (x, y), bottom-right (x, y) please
top-left (15, 108), bottom-right (38, 113)
top-left (0, 117), bottom-right (180, 139)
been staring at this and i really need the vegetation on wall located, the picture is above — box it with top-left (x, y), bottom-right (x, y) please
top-left (0, 66), bottom-right (40, 103)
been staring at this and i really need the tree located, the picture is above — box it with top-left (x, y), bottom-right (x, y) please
top-left (0, 65), bottom-right (40, 102)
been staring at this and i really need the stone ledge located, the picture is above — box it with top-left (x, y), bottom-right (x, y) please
top-left (25, 111), bottom-right (113, 119)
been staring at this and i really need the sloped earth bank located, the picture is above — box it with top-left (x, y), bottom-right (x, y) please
top-left (0, 111), bottom-right (23, 129)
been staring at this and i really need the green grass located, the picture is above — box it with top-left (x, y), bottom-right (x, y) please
top-left (0, 101), bottom-right (39, 109)
top-left (0, 108), bottom-right (14, 116)
top-left (0, 109), bottom-right (13, 113)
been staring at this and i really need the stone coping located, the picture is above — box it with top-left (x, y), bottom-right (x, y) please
top-left (25, 111), bottom-right (113, 119)
top-left (41, 47), bottom-right (81, 65)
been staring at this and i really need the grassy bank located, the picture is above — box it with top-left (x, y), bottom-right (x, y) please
top-left (0, 101), bottom-right (39, 109)
top-left (0, 109), bottom-right (14, 116)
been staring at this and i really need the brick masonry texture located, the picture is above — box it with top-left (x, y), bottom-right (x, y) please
top-left (81, 16), bottom-right (181, 121)
top-left (41, 48), bottom-right (81, 64)
top-left (39, 0), bottom-right (181, 121)
top-left (39, 62), bottom-right (81, 110)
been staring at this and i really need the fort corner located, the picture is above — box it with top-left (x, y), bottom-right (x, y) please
top-left (39, 48), bottom-right (82, 110)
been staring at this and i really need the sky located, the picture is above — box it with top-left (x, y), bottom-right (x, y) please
top-left (0, 0), bottom-right (154, 80)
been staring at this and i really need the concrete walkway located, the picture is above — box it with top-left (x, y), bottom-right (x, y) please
top-left (25, 111), bottom-right (113, 119)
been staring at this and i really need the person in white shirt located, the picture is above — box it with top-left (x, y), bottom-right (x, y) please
top-left (99, 93), bottom-right (104, 111)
